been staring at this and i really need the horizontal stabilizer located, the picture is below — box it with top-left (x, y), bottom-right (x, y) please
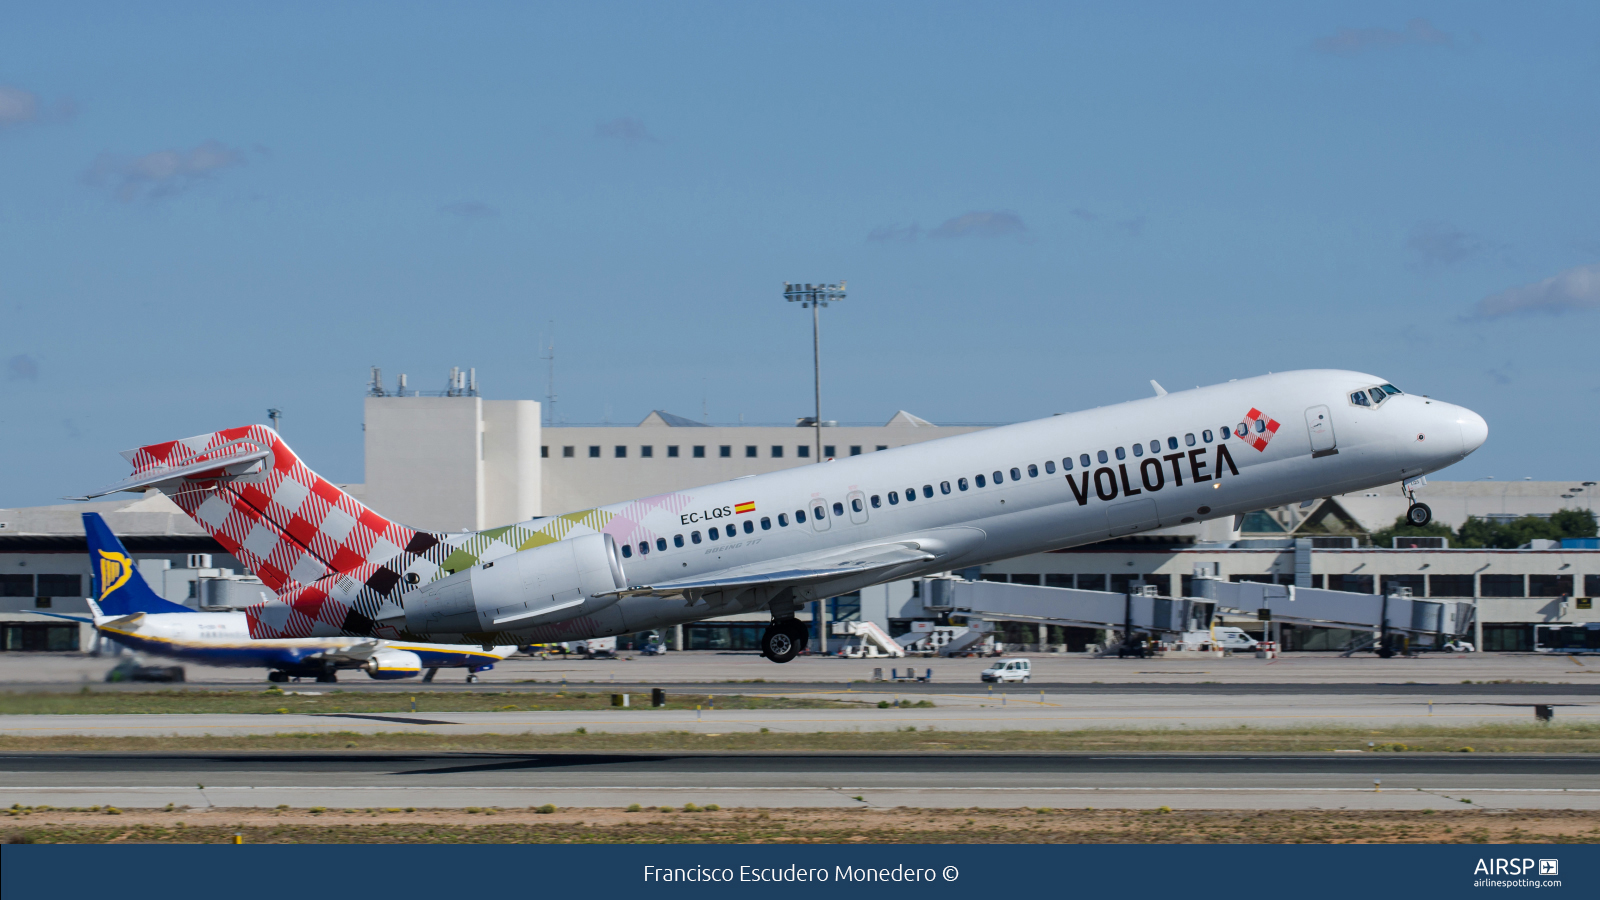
top-left (69, 447), bottom-right (270, 501)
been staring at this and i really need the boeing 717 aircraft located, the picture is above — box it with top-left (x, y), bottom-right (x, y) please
top-left (74, 370), bottom-right (1487, 663)
top-left (52, 513), bottom-right (516, 682)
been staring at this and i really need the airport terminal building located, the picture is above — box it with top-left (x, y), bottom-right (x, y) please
top-left (2, 386), bottom-right (1595, 654)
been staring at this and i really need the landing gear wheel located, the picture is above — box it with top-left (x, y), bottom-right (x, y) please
top-left (784, 617), bottom-right (810, 653)
top-left (761, 626), bottom-right (800, 663)
top-left (267, 671), bottom-right (288, 683)
top-left (315, 672), bottom-right (338, 683)
top-left (1406, 502), bottom-right (1432, 527)
top-left (466, 673), bottom-right (480, 683)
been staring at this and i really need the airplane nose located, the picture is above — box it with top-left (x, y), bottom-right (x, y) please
top-left (1458, 408), bottom-right (1488, 456)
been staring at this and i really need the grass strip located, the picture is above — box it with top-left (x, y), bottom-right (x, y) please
top-left (0, 722), bottom-right (1595, 753)
top-left (5, 807), bottom-right (1599, 844)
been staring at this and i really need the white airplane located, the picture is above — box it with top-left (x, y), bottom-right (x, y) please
top-left (75, 369), bottom-right (1486, 664)
top-left (52, 513), bottom-right (517, 682)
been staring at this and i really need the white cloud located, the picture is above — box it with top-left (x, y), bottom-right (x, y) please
top-left (84, 140), bottom-right (246, 202)
top-left (1473, 264), bottom-right (1600, 318)
top-left (929, 211), bottom-right (1027, 239)
top-left (1315, 18), bottom-right (1452, 56)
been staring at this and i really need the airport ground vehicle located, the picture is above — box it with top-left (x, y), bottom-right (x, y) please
top-left (980, 658), bottom-right (1031, 682)
top-left (75, 371), bottom-right (1486, 665)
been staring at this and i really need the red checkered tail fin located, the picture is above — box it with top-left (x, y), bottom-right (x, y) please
top-left (78, 425), bottom-right (431, 594)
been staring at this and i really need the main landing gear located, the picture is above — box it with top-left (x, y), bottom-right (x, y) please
top-left (761, 618), bottom-right (810, 664)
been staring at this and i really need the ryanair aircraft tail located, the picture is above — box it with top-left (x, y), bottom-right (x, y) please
top-left (84, 512), bottom-right (196, 617)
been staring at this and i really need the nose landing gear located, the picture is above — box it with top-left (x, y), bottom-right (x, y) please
top-left (1406, 502), bottom-right (1433, 527)
top-left (761, 617), bottom-right (809, 663)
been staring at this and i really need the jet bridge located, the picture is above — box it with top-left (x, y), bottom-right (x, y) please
top-left (935, 576), bottom-right (1475, 646)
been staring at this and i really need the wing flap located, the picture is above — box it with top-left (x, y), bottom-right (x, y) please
top-left (600, 543), bottom-right (935, 599)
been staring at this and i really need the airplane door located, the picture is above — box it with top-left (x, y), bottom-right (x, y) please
top-left (846, 490), bottom-right (869, 524)
top-left (1106, 498), bottom-right (1160, 537)
top-left (810, 498), bottom-right (831, 531)
top-left (1306, 406), bottom-right (1337, 457)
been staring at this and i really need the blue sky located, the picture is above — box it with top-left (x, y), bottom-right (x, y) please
top-left (2, 2), bottom-right (1597, 506)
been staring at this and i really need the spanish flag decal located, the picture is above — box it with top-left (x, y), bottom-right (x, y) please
top-left (734, 501), bottom-right (755, 515)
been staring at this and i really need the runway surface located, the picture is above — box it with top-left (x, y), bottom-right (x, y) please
top-left (1, 751), bottom-right (1594, 810)
top-left (0, 689), bottom-right (1591, 737)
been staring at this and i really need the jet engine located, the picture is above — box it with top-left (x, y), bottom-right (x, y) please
top-left (363, 648), bottom-right (422, 679)
top-left (402, 533), bottom-right (627, 636)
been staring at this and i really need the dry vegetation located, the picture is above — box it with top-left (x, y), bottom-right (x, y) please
top-left (0, 722), bottom-right (1595, 754)
top-left (5, 805), bottom-right (1598, 844)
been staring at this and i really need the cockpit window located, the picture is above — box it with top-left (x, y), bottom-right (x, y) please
top-left (1351, 391), bottom-right (1371, 408)
top-left (1380, 384), bottom-right (1401, 395)
top-left (1368, 388), bottom-right (1386, 405)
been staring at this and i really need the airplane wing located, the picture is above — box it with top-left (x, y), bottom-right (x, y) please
top-left (314, 640), bottom-right (384, 662)
top-left (597, 542), bottom-right (936, 600)
top-left (33, 611), bottom-right (94, 624)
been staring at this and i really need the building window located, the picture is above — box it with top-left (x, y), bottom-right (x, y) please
top-left (849, 446), bottom-right (861, 456)
top-left (35, 597), bottom-right (52, 608)
top-left (719, 446), bottom-right (732, 458)
top-left (1480, 574), bottom-right (1525, 597)
top-left (1, 623), bottom-right (79, 651)
top-left (771, 445), bottom-right (783, 458)
top-left (0, 574), bottom-right (32, 597)
top-left (693, 445), bottom-right (706, 458)
top-left (615, 446), bottom-right (627, 458)
top-left (589, 446), bottom-right (601, 458)
top-left (37, 575), bottom-right (80, 597)
top-left (1529, 574), bottom-right (1573, 597)
top-left (640, 446), bottom-right (653, 458)
top-left (541, 445), bottom-right (549, 458)
top-left (1327, 573), bottom-right (1375, 593)
top-left (563, 446), bottom-right (575, 458)
top-left (1586, 574), bottom-right (1600, 596)
top-left (797, 445), bottom-right (810, 458)
top-left (667, 445), bottom-right (679, 458)
top-left (824, 445), bottom-right (836, 457)
top-left (745, 446), bottom-right (757, 458)
top-left (1482, 624), bottom-right (1532, 652)
top-left (1381, 574), bottom-right (1425, 597)
top-left (1077, 574), bottom-right (1107, 592)
top-left (1045, 574), bottom-right (1073, 588)
top-left (1428, 574), bottom-right (1475, 597)
top-left (876, 445), bottom-right (887, 451)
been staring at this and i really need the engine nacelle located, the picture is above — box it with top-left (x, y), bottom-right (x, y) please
top-left (402, 533), bottom-right (627, 636)
top-left (364, 648), bottom-right (422, 679)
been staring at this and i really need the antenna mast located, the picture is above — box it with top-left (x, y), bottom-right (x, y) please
top-left (540, 321), bottom-right (557, 426)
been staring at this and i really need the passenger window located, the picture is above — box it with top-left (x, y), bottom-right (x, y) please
top-left (1149, 440), bottom-right (1159, 454)
top-left (1255, 418), bottom-right (1267, 433)
top-left (815, 504), bottom-right (827, 519)
top-left (850, 499), bottom-right (863, 513)
top-left (1350, 391), bottom-right (1370, 407)
top-left (761, 517), bottom-right (771, 530)
top-left (1044, 461), bottom-right (1055, 474)
top-left (1097, 450), bottom-right (1108, 464)
top-left (1026, 464), bottom-right (1036, 478)
top-left (975, 474), bottom-right (986, 488)
top-left (638, 541), bottom-right (649, 555)
top-left (888, 492), bottom-right (899, 505)
top-left (834, 501), bottom-right (845, 516)
top-left (925, 484), bottom-right (936, 498)
top-left (743, 520), bottom-right (754, 534)
top-left (692, 531), bottom-right (702, 544)
top-left (870, 495), bottom-right (881, 508)
top-left (796, 510), bottom-right (806, 523)
top-left (1079, 454), bottom-right (1091, 468)
top-left (1185, 433), bottom-right (1196, 446)
top-left (674, 534), bottom-right (685, 547)
top-left (1235, 422), bottom-right (1247, 438)
top-left (620, 544), bottom-right (632, 558)
top-left (995, 470), bottom-right (1005, 483)
top-left (1221, 424), bottom-right (1232, 438)
top-left (656, 538), bottom-right (667, 551)
top-left (709, 527), bottom-right (719, 541)
top-left (1061, 457), bottom-right (1072, 471)
top-left (940, 481), bottom-right (951, 495)
top-left (1115, 447), bottom-right (1125, 460)
top-left (1167, 436), bottom-right (1178, 450)
top-left (1132, 443), bottom-right (1143, 458)
top-left (906, 487), bottom-right (918, 501)
top-left (1203, 430), bottom-right (1213, 443)
top-left (778, 513), bottom-right (788, 527)
top-left (958, 478), bottom-right (969, 491)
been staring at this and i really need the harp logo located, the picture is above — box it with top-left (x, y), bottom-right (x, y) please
top-left (97, 549), bottom-right (134, 600)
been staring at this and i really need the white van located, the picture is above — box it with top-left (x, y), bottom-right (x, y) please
top-left (980, 658), bottom-right (1031, 683)
top-left (1177, 628), bottom-right (1259, 652)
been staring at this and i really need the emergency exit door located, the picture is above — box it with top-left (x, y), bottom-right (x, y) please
top-left (1306, 405), bottom-right (1337, 457)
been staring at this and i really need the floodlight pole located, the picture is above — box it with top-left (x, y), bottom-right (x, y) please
top-left (784, 281), bottom-right (846, 464)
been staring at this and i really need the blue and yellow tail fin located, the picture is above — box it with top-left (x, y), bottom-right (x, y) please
top-left (83, 512), bottom-right (195, 616)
